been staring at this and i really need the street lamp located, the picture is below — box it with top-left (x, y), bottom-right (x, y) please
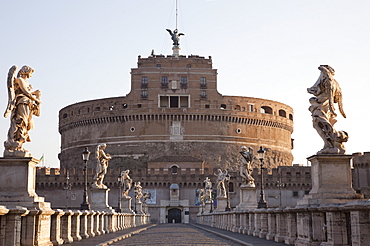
top-left (225, 173), bottom-right (231, 211)
top-left (275, 172), bottom-right (286, 207)
top-left (117, 174), bottom-right (122, 212)
top-left (80, 147), bottom-right (91, 210)
top-left (257, 146), bottom-right (267, 208)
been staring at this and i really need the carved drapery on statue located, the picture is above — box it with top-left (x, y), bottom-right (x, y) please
top-left (120, 169), bottom-right (132, 198)
top-left (203, 177), bottom-right (212, 202)
top-left (239, 146), bottom-right (255, 187)
top-left (134, 182), bottom-right (143, 203)
top-left (92, 143), bottom-right (112, 189)
top-left (3, 65), bottom-right (41, 157)
top-left (215, 169), bottom-right (228, 198)
top-left (308, 65), bottom-right (348, 154)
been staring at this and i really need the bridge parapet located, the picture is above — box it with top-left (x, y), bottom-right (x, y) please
top-left (0, 205), bottom-right (150, 245)
top-left (196, 200), bottom-right (370, 245)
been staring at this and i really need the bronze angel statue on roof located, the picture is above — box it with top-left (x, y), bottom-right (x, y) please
top-left (166, 29), bottom-right (184, 46)
top-left (3, 65), bottom-right (41, 157)
top-left (307, 65), bottom-right (348, 154)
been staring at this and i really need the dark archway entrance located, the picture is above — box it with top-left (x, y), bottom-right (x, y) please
top-left (167, 208), bottom-right (181, 223)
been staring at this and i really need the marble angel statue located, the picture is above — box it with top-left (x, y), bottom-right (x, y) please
top-left (307, 65), bottom-right (348, 154)
top-left (134, 182), bottom-right (143, 203)
top-left (4, 65), bottom-right (41, 157)
top-left (239, 146), bottom-right (255, 187)
top-left (215, 169), bottom-right (228, 198)
top-left (92, 144), bottom-right (112, 189)
top-left (203, 177), bottom-right (213, 202)
top-left (166, 28), bottom-right (184, 46)
top-left (120, 170), bottom-right (132, 198)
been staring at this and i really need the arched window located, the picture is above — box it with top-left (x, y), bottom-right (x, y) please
top-left (228, 182), bottom-right (234, 192)
top-left (289, 114), bottom-right (293, 121)
top-left (278, 109), bottom-right (286, 118)
top-left (260, 106), bottom-right (273, 114)
top-left (171, 165), bottom-right (178, 174)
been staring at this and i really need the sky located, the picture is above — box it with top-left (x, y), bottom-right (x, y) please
top-left (1, 0), bottom-right (370, 168)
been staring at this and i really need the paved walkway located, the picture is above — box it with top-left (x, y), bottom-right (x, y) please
top-left (69, 224), bottom-right (290, 246)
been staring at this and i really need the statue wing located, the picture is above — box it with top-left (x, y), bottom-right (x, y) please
top-left (179, 33), bottom-right (185, 36)
top-left (335, 84), bottom-right (346, 118)
top-left (166, 29), bottom-right (173, 35)
top-left (4, 65), bottom-right (18, 118)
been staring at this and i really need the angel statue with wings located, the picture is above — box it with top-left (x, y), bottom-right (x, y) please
top-left (239, 146), bottom-right (255, 187)
top-left (3, 65), bottom-right (41, 157)
top-left (166, 28), bottom-right (184, 46)
top-left (307, 65), bottom-right (348, 154)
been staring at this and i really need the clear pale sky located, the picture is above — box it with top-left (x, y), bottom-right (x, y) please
top-left (1, 1), bottom-right (370, 167)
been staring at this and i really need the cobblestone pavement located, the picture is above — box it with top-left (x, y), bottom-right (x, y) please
top-left (110, 224), bottom-right (242, 246)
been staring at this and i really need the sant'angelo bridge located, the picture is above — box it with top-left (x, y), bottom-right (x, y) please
top-left (1, 31), bottom-right (370, 246)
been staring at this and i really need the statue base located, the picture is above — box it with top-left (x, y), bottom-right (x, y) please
top-left (135, 201), bottom-right (143, 214)
top-left (0, 157), bottom-right (54, 245)
top-left (205, 201), bottom-right (213, 213)
top-left (215, 197), bottom-right (228, 212)
top-left (298, 155), bottom-right (363, 206)
top-left (172, 45), bottom-right (180, 57)
top-left (235, 186), bottom-right (257, 210)
top-left (89, 188), bottom-right (114, 212)
top-left (120, 197), bottom-right (134, 214)
top-left (0, 157), bottom-right (48, 207)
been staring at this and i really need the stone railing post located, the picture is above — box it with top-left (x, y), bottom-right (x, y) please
top-left (253, 210), bottom-right (261, 237)
top-left (71, 210), bottom-right (82, 242)
top-left (284, 207), bottom-right (298, 245)
top-left (93, 211), bottom-right (101, 236)
top-left (248, 210), bottom-right (255, 235)
top-left (79, 210), bottom-right (89, 239)
top-left (241, 212), bottom-right (249, 234)
top-left (99, 211), bottom-right (106, 235)
top-left (60, 210), bottom-right (74, 244)
top-left (21, 209), bottom-right (39, 245)
top-left (50, 209), bottom-right (65, 245)
top-left (259, 209), bottom-right (268, 239)
top-left (324, 205), bottom-right (350, 245)
top-left (266, 208), bottom-right (276, 240)
top-left (3, 206), bottom-right (26, 246)
top-left (274, 207), bottom-right (287, 243)
top-left (87, 211), bottom-right (96, 238)
top-left (345, 201), bottom-right (370, 246)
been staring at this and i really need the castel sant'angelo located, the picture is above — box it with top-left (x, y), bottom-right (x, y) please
top-left (36, 27), bottom-right (299, 223)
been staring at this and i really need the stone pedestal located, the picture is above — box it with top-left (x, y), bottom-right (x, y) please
top-left (235, 185), bottom-right (258, 211)
top-left (120, 197), bottom-right (134, 213)
top-left (89, 188), bottom-right (114, 212)
top-left (215, 197), bottom-right (228, 212)
top-left (135, 202), bottom-right (143, 214)
top-left (0, 157), bottom-right (54, 245)
top-left (298, 155), bottom-right (363, 206)
top-left (205, 201), bottom-right (213, 213)
top-left (172, 45), bottom-right (180, 57)
top-left (0, 157), bottom-right (46, 206)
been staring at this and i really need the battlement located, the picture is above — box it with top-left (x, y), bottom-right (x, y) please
top-left (36, 165), bottom-right (312, 191)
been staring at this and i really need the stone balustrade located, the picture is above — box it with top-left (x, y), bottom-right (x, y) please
top-left (0, 205), bottom-right (150, 245)
top-left (196, 200), bottom-right (370, 246)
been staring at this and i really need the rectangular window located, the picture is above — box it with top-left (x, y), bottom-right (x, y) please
top-left (160, 96), bottom-right (168, 107)
top-left (141, 77), bottom-right (148, 88)
top-left (293, 191), bottom-right (299, 197)
top-left (141, 90), bottom-right (148, 99)
top-left (200, 91), bottom-right (207, 99)
top-left (181, 77), bottom-right (187, 86)
top-left (200, 77), bottom-right (207, 88)
top-left (170, 96), bottom-right (179, 108)
top-left (159, 95), bottom-right (189, 108)
top-left (249, 104), bottom-right (254, 112)
top-left (161, 76), bottom-right (168, 87)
